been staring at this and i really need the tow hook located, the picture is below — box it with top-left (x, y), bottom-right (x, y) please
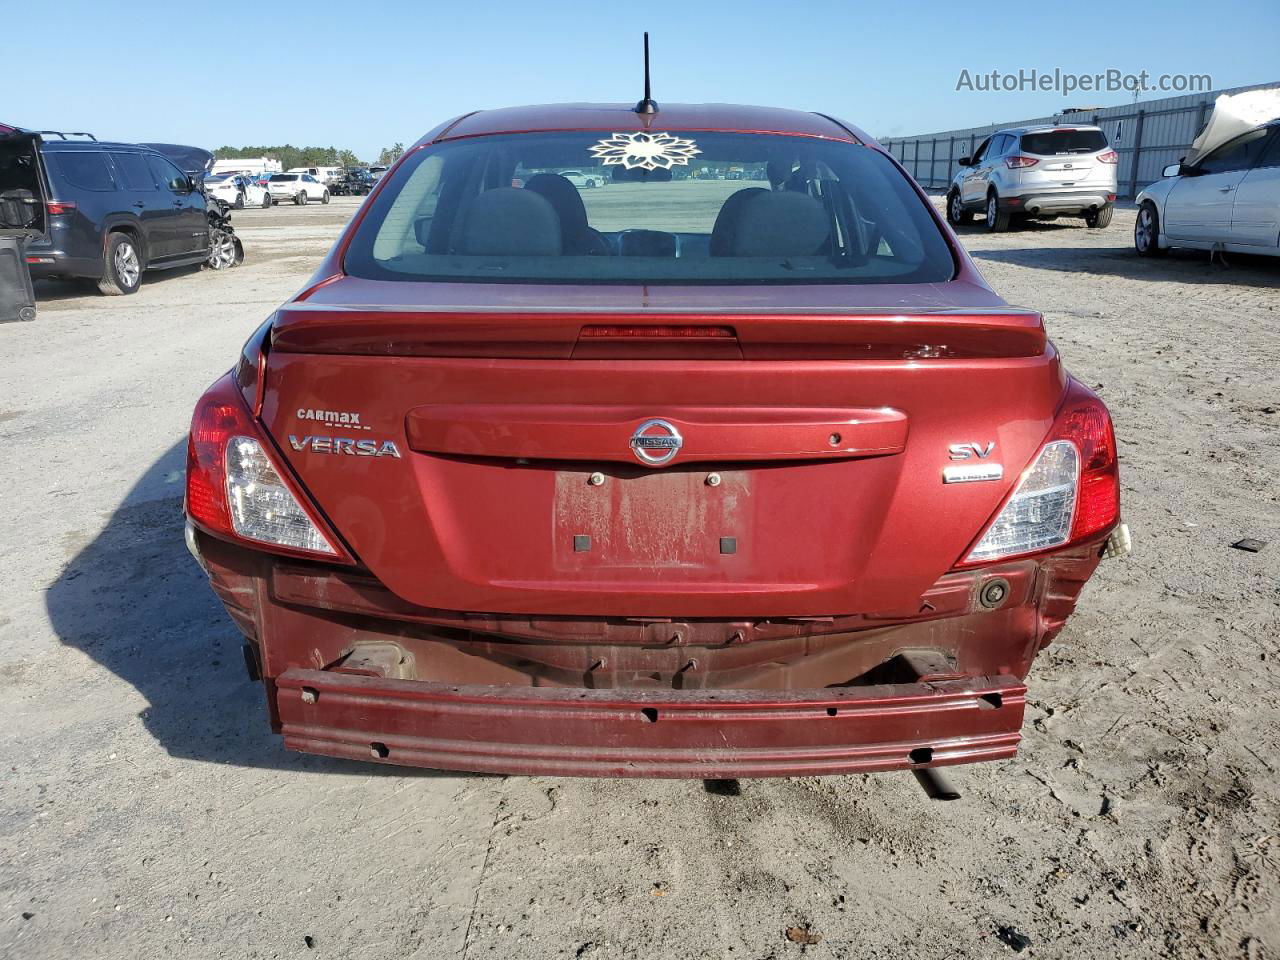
top-left (1103, 523), bottom-right (1132, 559)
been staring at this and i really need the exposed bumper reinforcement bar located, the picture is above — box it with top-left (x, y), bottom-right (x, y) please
top-left (275, 669), bottom-right (1027, 778)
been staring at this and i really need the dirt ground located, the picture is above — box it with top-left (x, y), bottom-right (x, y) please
top-left (2, 196), bottom-right (1277, 960)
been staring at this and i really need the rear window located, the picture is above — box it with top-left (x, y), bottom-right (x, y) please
top-left (344, 131), bottom-right (955, 285)
top-left (271, 174), bottom-right (298, 181)
top-left (1019, 129), bottom-right (1108, 155)
top-left (52, 151), bottom-right (116, 192)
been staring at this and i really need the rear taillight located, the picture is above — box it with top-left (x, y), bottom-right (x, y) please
top-left (1097, 150), bottom-right (1119, 164)
top-left (963, 440), bottom-right (1079, 563)
top-left (1005, 156), bottom-right (1040, 168)
top-left (186, 374), bottom-right (348, 561)
top-left (46, 200), bottom-right (77, 214)
top-left (960, 382), bottom-right (1119, 565)
top-left (224, 437), bottom-right (338, 555)
top-left (1053, 392), bottom-right (1120, 539)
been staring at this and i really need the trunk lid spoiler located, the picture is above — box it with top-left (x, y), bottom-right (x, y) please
top-left (270, 305), bottom-right (1046, 360)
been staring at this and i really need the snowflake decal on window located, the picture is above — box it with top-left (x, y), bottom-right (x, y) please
top-left (589, 132), bottom-right (702, 171)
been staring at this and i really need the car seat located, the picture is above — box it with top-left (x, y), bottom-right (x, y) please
top-left (712, 190), bottom-right (830, 257)
top-left (455, 187), bottom-right (563, 256)
top-left (523, 174), bottom-right (610, 255)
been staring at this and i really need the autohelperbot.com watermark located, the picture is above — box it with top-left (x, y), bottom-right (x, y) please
top-left (955, 68), bottom-right (1213, 97)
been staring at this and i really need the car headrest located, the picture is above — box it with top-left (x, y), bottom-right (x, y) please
top-left (522, 174), bottom-right (588, 236)
top-left (766, 161), bottom-right (791, 188)
top-left (728, 191), bottom-right (830, 257)
top-left (457, 187), bottom-right (562, 256)
top-left (709, 188), bottom-right (768, 257)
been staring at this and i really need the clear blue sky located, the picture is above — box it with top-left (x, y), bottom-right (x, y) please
top-left (14, 0), bottom-right (1279, 161)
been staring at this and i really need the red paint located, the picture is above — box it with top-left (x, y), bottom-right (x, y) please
top-left (185, 102), bottom-right (1120, 777)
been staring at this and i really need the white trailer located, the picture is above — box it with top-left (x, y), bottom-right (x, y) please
top-left (288, 166), bottom-right (344, 185)
top-left (211, 157), bottom-right (283, 177)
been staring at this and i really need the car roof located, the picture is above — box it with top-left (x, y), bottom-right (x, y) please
top-left (39, 139), bottom-right (159, 153)
top-left (995, 124), bottom-right (1104, 135)
top-left (428, 103), bottom-right (869, 145)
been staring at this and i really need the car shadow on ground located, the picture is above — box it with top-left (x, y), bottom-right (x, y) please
top-left (951, 219), bottom-right (1082, 234)
top-left (34, 266), bottom-right (204, 303)
top-left (970, 244), bottom-right (1280, 288)
top-left (44, 439), bottom-right (448, 776)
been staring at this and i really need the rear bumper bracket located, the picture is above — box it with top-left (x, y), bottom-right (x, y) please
top-left (274, 668), bottom-right (1027, 779)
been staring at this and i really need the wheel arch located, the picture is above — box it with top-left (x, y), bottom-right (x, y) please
top-left (101, 217), bottom-right (148, 268)
top-left (1134, 196), bottom-right (1170, 253)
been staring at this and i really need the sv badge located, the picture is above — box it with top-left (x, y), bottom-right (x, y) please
top-left (948, 441), bottom-right (996, 461)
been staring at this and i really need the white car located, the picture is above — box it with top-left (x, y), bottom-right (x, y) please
top-left (266, 172), bottom-right (330, 206)
top-left (1135, 120), bottom-right (1280, 258)
top-left (203, 173), bottom-right (271, 209)
top-left (560, 169), bottom-right (605, 189)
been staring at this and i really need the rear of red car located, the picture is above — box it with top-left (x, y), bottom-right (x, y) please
top-left (185, 105), bottom-right (1122, 777)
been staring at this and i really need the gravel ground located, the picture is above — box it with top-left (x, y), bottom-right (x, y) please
top-left (1, 196), bottom-right (1277, 960)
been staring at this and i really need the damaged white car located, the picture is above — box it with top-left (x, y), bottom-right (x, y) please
top-left (1135, 90), bottom-right (1280, 257)
top-left (204, 173), bottom-right (271, 209)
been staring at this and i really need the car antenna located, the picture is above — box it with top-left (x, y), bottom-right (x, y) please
top-left (634, 32), bottom-right (658, 115)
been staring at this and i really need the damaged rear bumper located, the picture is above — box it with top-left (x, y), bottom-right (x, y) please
top-left (274, 668), bottom-right (1026, 779)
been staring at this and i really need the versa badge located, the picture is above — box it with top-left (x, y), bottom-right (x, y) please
top-left (289, 436), bottom-right (401, 458)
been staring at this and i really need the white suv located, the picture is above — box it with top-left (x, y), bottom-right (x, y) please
top-left (946, 125), bottom-right (1118, 232)
top-left (266, 172), bottom-right (330, 206)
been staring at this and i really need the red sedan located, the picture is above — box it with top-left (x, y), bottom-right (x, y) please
top-left (185, 102), bottom-right (1124, 778)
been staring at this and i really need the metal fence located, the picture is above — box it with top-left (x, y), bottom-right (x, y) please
top-left (880, 81), bottom-right (1280, 199)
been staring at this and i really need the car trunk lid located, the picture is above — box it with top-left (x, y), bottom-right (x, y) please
top-left (258, 280), bottom-right (1064, 618)
top-left (1017, 128), bottom-right (1114, 188)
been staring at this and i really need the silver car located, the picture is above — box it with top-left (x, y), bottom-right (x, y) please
top-left (946, 125), bottom-right (1118, 232)
top-left (1134, 121), bottom-right (1280, 258)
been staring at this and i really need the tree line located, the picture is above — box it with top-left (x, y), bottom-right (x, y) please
top-left (214, 143), bottom-right (406, 169)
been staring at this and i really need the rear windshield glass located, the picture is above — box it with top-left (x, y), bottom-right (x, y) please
top-left (270, 173), bottom-right (297, 181)
top-left (344, 132), bottom-right (955, 285)
top-left (1019, 130), bottom-right (1108, 155)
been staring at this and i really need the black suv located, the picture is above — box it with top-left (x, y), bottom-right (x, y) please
top-left (0, 131), bottom-right (209, 295)
top-left (334, 168), bottom-right (375, 196)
